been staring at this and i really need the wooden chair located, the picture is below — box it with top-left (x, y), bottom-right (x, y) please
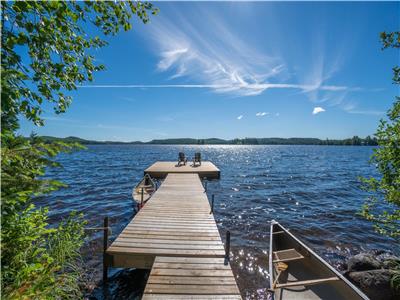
top-left (192, 152), bottom-right (201, 167)
top-left (177, 152), bottom-right (187, 166)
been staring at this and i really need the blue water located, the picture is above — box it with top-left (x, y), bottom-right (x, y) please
top-left (37, 145), bottom-right (398, 299)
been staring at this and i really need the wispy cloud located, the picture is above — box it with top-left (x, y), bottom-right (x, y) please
top-left (80, 83), bottom-right (350, 91)
top-left (312, 107), bottom-right (326, 115)
top-left (345, 110), bottom-right (385, 116)
top-left (81, 15), bottom-right (356, 99)
top-left (158, 48), bottom-right (189, 71)
top-left (293, 30), bottom-right (367, 112)
top-left (141, 5), bottom-right (290, 96)
top-left (237, 115), bottom-right (243, 120)
top-left (341, 102), bottom-right (385, 115)
top-left (141, 6), bottom-right (365, 99)
top-left (256, 112), bottom-right (268, 117)
top-left (78, 5), bottom-right (366, 105)
top-left (79, 4), bottom-right (376, 117)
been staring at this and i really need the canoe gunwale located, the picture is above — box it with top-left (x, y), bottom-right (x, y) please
top-left (269, 221), bottom-right (274, 291)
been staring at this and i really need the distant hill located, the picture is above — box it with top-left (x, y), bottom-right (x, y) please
top-left (39, 136), bottom-right (143, 145)
top-left (35, 135), bottom-right (378, 146)
top-left (148, 138), bottom-right (229, 145)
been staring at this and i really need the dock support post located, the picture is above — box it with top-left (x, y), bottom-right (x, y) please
top-left (224, 230), bottom-right (231, 265)
top-left (103, 216), bottom-right (109, 283)
top-left (210, 194), bottom-right (214, 214)
top-left (203, 177), bottom-right (207, 192)
top-left (140, 187), bottom-right (144, 209)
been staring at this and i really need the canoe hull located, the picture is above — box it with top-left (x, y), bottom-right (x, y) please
top-left (269, 221), bottom-right (369, 300)
top-left (132, 175), bottom-right (156, 204)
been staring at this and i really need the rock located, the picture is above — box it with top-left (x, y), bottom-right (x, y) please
top-left (347, 253), bottom-right (382, 272)
top-left (376, 253), bottom-right (400, 269)
top-left (383, 258), bottom-right (400, 269)
top-left (347, 269), bottom-right (394, 300)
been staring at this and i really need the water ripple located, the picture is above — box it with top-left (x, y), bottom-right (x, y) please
top-left (37, 145), bottom-right (398, 298)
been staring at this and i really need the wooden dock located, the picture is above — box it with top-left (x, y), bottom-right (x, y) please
top-left (144, 161), bottom-right (220, 179)
top-left (105, 170), bottom-right (240, 299)
top-left (143, 257), bottom-right (241, 299)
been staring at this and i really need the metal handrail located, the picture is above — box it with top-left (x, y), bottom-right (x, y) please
top-left (84, 226), bottom-right (112, 235)
top-left (83, 217), bottom-right (111, 283)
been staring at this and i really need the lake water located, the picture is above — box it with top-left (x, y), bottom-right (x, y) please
top-left (37, 145), bottom-right (398, 299)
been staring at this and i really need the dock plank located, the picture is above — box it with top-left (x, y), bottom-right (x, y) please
top-left (115, 238), bottom-right (223, 245)
top-left (111, 242), bottom-right (224, 250)
top-left (143, 295), bottom-right (241, 300)
top-left (115, 230), bottom-right (221, 237)
top-left (117, 233), bottom-right (222, 241)
top-left (107, 247), bottom-right (226, 257)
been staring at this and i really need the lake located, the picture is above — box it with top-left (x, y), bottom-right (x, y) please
top-left (37, 145), bottom-right (398, 299)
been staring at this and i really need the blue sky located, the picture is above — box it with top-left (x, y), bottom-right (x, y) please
top-left (19, 1), bottom-right (399, 141)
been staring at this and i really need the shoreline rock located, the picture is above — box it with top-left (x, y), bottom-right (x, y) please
top-left (347, 253), bottom-right (382, 272)
top-left (345, 251), bottom-right (400, 300)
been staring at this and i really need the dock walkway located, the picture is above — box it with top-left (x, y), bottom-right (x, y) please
top-left (106, 172), bottom-right (241, 299)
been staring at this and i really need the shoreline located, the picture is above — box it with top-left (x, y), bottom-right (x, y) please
top-left (32, 135), bottom-right (379, 146)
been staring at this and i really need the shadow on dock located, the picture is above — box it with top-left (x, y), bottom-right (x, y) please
top-left (85, 269), bottom-right (149, 300)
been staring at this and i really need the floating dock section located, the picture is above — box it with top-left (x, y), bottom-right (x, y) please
top-left (144, 161), bottom-right (220, 179)
top-left (105, 163), bottom-right (240, 299)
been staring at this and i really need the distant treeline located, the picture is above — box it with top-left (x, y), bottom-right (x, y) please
top-left (37, 135), bottom-right (379, 146)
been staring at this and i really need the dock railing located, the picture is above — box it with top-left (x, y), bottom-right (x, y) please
top-left (83, 216), bottom-right (111, 283)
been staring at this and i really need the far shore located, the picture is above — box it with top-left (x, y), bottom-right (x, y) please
top-left (34, 135), bottom-right (378, 146)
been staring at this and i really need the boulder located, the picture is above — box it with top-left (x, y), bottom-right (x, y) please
top-left (376, 253), bottom-right (400, 269)
top-left (347, 253), bottom-right (382, 272)
top-left (347, 269), bottom-right (394, 300)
